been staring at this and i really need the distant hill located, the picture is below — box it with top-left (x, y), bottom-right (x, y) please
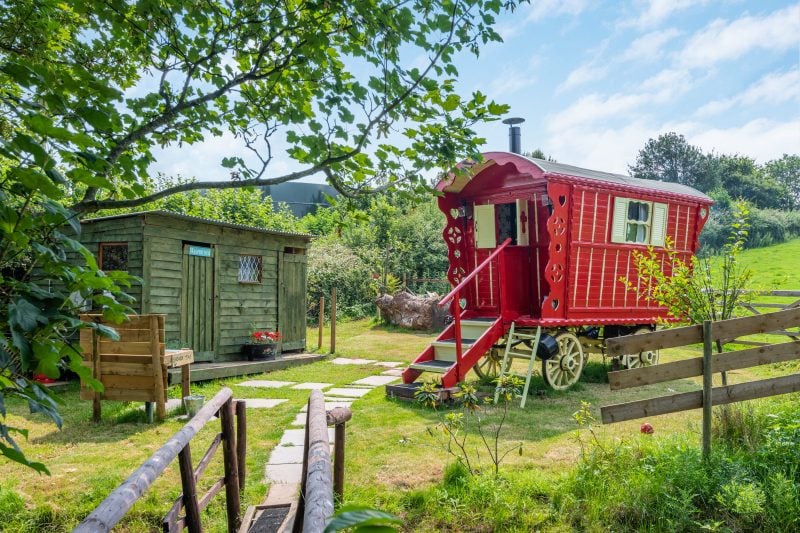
top-left (262, 182), bottom-right (338, 217)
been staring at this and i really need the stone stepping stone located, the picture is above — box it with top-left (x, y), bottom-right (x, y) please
top-left (237, 380), bottom-right (296, 388)
top-left (374, 361), bottom-right (404, 368)
top-left (300, 400), bottom-right (353, 413)
top-left (279, 428), bottom-right (335, 446)
top-left (331, 357), bottom-right (377, 365)
top-left (381, 369), bottom-right (404, 377)
top-left (290, 382), bottom-right (333, 390)
top-left (266, 463), bottom-right (303, 484)
top-left (240, 398), bottom-right (287, 409)
top-left (290, 413), bottom-right (306, 426)
top-left (268, 445), bottom-right (305, 464)
top-left (325, 387), bottom-right (373, 398)
top-left (352, 375), bottom-right (400, 387)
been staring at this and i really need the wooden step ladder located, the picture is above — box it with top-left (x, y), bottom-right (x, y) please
top-left (494, 323), bottom-right (542, 408)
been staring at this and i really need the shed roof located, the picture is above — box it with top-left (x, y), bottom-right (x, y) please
top-left (528, 156), bottom-right (712, 201)
top-left (81, 210), bottom-right (312, 240)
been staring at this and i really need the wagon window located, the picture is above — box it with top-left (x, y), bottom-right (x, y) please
top-left (239, 255), bottom-right (262, 284)
top-left (99, 243), bottom-right (128, 272)
top-left (625, 201), bottom-right (650, 243)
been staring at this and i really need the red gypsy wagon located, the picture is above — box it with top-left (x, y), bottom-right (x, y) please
top-left (389, 123), bottom-right (712, 396)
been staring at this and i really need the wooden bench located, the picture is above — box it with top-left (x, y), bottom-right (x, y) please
top-left (79, 314), bottom-right (193, 422)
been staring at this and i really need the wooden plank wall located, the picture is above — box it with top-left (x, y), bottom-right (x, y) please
top-left (140, 214), bottom-right (308, 361)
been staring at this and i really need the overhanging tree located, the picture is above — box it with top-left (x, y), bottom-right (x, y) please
top-left (0, 0), bottom-right (520, 470)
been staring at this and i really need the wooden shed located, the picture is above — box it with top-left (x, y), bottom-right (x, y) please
top-left (78, 211), bottom-right (310, 362)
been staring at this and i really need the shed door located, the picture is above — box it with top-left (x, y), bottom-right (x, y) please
top-left (181, 244), bottom-right (215, 361)
top-left (279, 250), bottom-right (307, 351)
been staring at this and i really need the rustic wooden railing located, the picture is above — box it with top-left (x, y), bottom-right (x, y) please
top-left (292, 390), bottom-right (352, 533)
top-left (438, 238), bottom-right (512, 365)
top-left (733, 290), bottom-right (800, 346)
top-left (73, 388), bottom-right (246, 533)
top-left (602, 307), bottom-right (800, 459)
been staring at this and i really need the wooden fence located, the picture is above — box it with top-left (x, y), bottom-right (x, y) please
top-left (602, 307), bottom-right (800, 458)
top-left (733, 290), bottom-right (800, 346)
top-left (73, 388), bottom-right (246, 533)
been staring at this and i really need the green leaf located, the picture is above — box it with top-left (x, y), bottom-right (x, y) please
top-left (324, 507), bottom-right (401, 532)
top-left (9, 299), bottom-right (47, 332)
top-left (0, 442), bottom-right (50, 474)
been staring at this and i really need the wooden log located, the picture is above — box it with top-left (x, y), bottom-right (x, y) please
top-left (302, 390), bottom-right (335, 532)
top-left (236, 401), bottom-right (246, 491)
top-left (325, 407), bottom-right (352, 426)
top-left (220, 399), bottom-right (241, 533)
top-left (74, 388), bottom-right (233, 533)
top-left (150, 315), bottom-right (167, 421)
top-left (606, 306), bottom-right (800, 356)
top-left (331, 288), bottom-right (337, 354)
top-left (601, 374), bottom-right (800, 424)
top-left (609, 341), bottom-right (800, 390)
top-left (178, 444), bottom-right (202, 533)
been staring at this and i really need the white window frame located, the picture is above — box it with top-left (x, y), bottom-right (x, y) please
top-left (611, 197), bottom-right (668, 247)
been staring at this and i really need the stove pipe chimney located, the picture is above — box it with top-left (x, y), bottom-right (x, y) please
top-left (502, 117), bottom-right (525, 154)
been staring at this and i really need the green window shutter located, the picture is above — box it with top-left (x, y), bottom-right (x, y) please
top-left (610, 197), bottom-right (627, 243)
top-left (651, 203), bottom-right (668, 247)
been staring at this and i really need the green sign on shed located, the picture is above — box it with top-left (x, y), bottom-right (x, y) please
top-left (78, 211), bottom-right (310, 363)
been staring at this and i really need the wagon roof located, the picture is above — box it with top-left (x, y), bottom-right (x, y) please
top-left (81, 210), bottom-right (312, 240)
top-left (529, 156), bottom-right (712, 201)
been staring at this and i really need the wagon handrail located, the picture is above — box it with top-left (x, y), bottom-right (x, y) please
top-left (438, 238), bottom-right (512, 306)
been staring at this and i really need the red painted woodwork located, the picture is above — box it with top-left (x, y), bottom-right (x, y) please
top-left (436, 152), bottom-right (712, 328)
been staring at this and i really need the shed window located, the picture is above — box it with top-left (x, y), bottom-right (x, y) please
top-left (99, 243), bottom-right (128, 272)
top-left (239, 255), bottom-right (262, 283)
top-left (611, 198), bottom-right (668, 246)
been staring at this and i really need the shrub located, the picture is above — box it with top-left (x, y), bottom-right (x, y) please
top-left (306, 239), bottom-right (375, 321)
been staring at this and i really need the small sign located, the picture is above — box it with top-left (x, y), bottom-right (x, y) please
top-left (188, 245), bottom-right (212, 257)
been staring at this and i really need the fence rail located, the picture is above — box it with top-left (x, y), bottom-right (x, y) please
top-left (601, 306), bottom-right (800, 459)
top-left (74, 388), bottom-right (245, 533)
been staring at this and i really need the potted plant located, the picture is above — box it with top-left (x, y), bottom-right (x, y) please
top-left (242, 327), bottom-right (281, 360)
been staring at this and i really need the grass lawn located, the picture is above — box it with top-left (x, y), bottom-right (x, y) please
top-left (3, 240), bottom-right (799, 531)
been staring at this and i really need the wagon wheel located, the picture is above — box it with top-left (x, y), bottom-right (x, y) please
top-left (473, 342), bottom-right (506, 381)
top-left (624, 327), bottom-right (660, 369)
top-left (542, 332), bottom-right (585, 390)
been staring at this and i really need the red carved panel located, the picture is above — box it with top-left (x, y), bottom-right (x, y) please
top-left (541, 182), bottom-right (571, 319)
top-left (438, 196), bottom-right (468, 289)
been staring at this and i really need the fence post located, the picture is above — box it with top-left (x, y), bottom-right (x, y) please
top-left (220, 398), bottom-right (241, 533)
top-left (318, 296), bottom-right (325, 350)
top-left (702, 320), bottom-right (713, 461)
top-left (177, 444), bottom-right (202, 533)
top-left (236, 400), bottom-right (246, 491)
top-left (331, 288), bottom-right (337, 354)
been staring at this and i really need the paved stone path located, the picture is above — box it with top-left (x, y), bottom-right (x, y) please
top-left (262, 359), bottom-right (405, 493)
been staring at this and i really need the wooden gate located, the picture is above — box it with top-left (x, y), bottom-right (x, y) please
top-left (181, 244), bottom-right (216, 361)
top-left (280, 251), bottom-right (307, 351)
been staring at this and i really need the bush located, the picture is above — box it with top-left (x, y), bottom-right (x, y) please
top-left (701, 206), bottom-right (800, 253)
top-left (306, 239), bottom-right (376, 321)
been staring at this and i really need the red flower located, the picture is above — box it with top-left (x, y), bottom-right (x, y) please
top-left (250, 329), bottom-right (281, 344)
top-left (640, 422), bottom-right (654, 435)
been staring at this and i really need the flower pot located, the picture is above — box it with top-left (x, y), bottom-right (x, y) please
top-left (242, 343), bottom-right (278, 361)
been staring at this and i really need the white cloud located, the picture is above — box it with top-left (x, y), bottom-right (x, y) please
top-left (621, 28), bottom-right (681, 62)
top-left (687, 118), bottom-right (800, 162)
top-left (557, 63), bottom-right (608, 92)
top-left (621, 0), bottom-right (709, 29)
top-left (696, 69), bottom-right (800, 117)
top-left (549, 67), bottom-right (692, 129)
top-left (678, 5), bottom-right (800, 69)
top-left (527, 0), bottom-right (590, 22)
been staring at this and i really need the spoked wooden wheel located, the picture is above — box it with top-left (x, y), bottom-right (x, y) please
top-left (473, 342), bottom-right (505, 381)
top-left (624, 327), bottom-right (660, 369)
top-left (542, 332), bottom-right (585, 390)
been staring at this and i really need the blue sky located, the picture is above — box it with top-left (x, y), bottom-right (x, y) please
top-left (152, 0), bottom-right (799, 181)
